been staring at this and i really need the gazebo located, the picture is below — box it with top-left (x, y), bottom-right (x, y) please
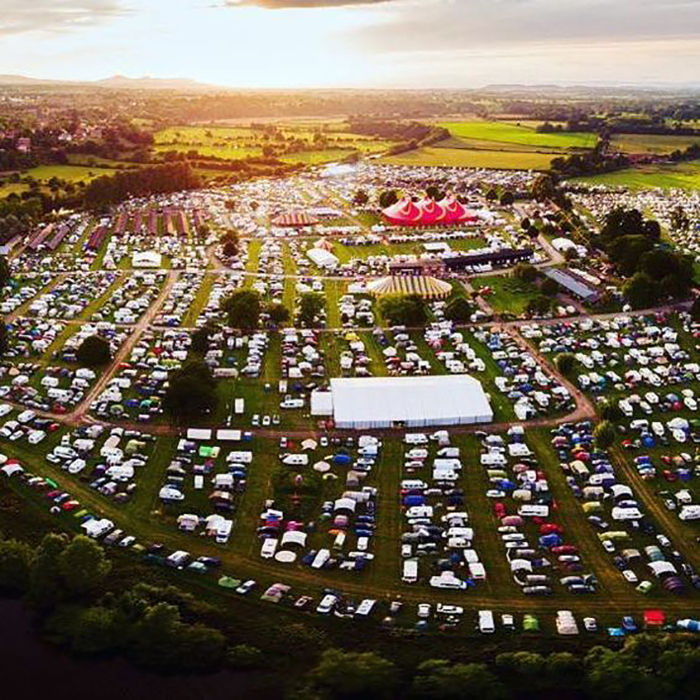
top-left (366, 275), bottom-right (452, 299)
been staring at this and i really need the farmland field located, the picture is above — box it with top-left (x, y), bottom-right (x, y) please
top-left (609, 133), bottom-right (700, 154)
top-left (571, 159), bottom-right (700, 190)
top-left (437, 120), bottom-right (598, 150)
top-left (382, 146), bottom-right (556, 170)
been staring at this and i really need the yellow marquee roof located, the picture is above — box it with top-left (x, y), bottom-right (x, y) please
top-left (366, 275), bottom-right (452, 299)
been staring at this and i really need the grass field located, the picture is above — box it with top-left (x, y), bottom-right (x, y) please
top-left (472, 274), bottom-right (540, 314)
top-left (610, 133), bottom-right (700, 155)
top-left (572, 159), bottom-right (700, 190)
top-left (382, 146), bottom-right (556, 170)
top-left (437, 121), bottom-right (597, 150)
top-left (154, 124), bottom-right (392, 164)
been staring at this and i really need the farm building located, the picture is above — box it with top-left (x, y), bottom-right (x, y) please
top-left (542, 267), bottom-right (599, 303)
top-left (311, 375), bottom-right (493, 429)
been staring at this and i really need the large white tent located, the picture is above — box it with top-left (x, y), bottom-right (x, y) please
top-left (313, 375), bottom-right (493, 429)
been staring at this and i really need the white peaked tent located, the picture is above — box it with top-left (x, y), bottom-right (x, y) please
top-left (313, 375), bottom-right (493, 429)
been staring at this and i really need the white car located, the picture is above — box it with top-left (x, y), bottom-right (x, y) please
top-left (501, 614), bottom-right (515, 629)
top-left (583, 617), bottom-right (598, 632)
top-left (417, 603), bottom-right (431, 619)
top-left (486, 489), bottom-right (506, 499)
top-left (436, 604), bottom-right (463, 616)
top-left (621, 569), bottom-right (638, 584)
top-left (602, 540), bottom-right (615, 553)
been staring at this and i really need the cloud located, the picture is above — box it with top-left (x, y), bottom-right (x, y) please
top-left (222, 0), bottom-right (395, 8)
top-left (350, 0), bottom-right (700, 53)
top-left (0, 1), bottom-right (130, 36)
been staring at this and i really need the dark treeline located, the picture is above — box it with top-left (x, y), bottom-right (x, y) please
top-left (83, 161), bottom-right (201, 209)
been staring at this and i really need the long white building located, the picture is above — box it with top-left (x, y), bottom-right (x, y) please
top-left (311, 375), bottom-right (493, 429)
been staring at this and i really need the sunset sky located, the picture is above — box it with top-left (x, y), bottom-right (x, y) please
top-left (1, 0), bottom-right (699, 88)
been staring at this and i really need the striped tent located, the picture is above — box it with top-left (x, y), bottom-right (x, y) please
top-left (272, 211), bottom-right (320, 227)
top-left (366, 275), bottom-right (452, 299)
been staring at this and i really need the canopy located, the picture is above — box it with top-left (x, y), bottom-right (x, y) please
top-left (272, 212), bottom-right (319, 227)
top-left (366, 275), bottom-right (452, 299)
top-left (382, 196), bottom-right (477, 226)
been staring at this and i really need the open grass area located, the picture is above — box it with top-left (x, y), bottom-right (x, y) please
top-left (472, 274), bottom-right (540, 315)
top-left (571, 159), bottom-right (700, 190)
top-left (279, 149), bottom-right (354, 165)
top-left (382, 147), bottom-right (555, 170)
top-left (609, 133), bottom-right (700, 155)
top-left (330, 237), bottom-right (486, 263)
top-left (437, 120), bottom-right (597, 150)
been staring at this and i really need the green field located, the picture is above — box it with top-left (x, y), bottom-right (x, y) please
top-left (154, 123), bottom-right (392, 164)
top-left (572, 159), bottom-right (700, 190)
top-left (24, 164), bottom-right (115, 182)
top-left (437, 120), bottom-right (597, 150)
top-left (472, 274), bottom-right (540, 314)
top-left (382, 146), bottom-right (556, 170)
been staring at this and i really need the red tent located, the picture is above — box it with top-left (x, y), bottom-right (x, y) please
top-left (382, 196), bottom-right (478, 226)
top-left (644, 610), bottom-right (665, 628)
top-left (382, 197), bottom-right (423, 225)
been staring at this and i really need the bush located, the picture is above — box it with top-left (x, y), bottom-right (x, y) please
top-left (76, 335), bottom-right (111, 367)
top-left (444, 296), bottom-right (472, 323)
top-left (379, 294), bottom-right (428, 326)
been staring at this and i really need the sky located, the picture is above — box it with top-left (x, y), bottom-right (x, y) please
top-left (0, 0), bottom-right (699, 88)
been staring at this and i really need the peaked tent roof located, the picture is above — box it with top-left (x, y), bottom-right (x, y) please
top-left (366, 275), bottom-right (453, 299)
top-left (272, 211), bottom-right (320, 227)
top-left (382, 196), bottom-right (478, 226)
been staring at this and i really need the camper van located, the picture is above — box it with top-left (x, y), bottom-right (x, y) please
top-left (402, 558), bottom-right (419, 583)
top-left (478, 610), bottom-right (495, 633)
top-left (404, 433), bottom-right (428, 445)
top-left (260, 538), bottom-right (279, 559)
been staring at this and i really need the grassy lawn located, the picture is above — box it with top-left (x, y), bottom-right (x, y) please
top-left (609, 133), bottom-right (700, 155)
top-left (23, 164), bottom-right (115, 182)
top-left (382, 147), bottom-right (556, 170)
top-left (571, 160), bottom-right (700, 190)
top-left (437, 120), bottom-right (597, 150)
top-left (472, 274), bottom-right (539, 315)
top-left (331, 237), bottom-right (486, 264)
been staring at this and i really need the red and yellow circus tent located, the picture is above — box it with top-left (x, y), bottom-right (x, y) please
top-left (272, 211), bottom-right (320, 227)
top-left (382, 196), bottom-right (477, 226)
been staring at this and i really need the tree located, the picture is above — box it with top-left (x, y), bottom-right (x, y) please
top-left (70, 605), bottom-right (120, 654)
top-left (308, 649), bottom-right (400, 700)
top-left (189, 324), bottom-right (216, 355)
top-left (266, 302), bottom-right (290, 326)
top-left (0, 538), bottom-right (33, 593)
top-left (607, 235), bottom-right (654, 277)
top-left (563, 247), bottom-right (579, 262)
top-left (671, 206), bottom-right (689, 232)
top-left (0, 319), bottom-right (8, 357)
top-left (623, 272), bottom-right (659, 310)
top-left (426, 185), bottom-right (444, 201)
top-left (413, 659), bottom-right (506, 700)
top-left (378, 190), bottom-right (398, 209)
top-left (228, 644), bottom-right (263, 669)
top-left (353, 189), bottom-right (369, 206)
top-left (58, 535), bottom-right (111, 596)
top-left (513, 263), bottom-right (538, 283)
top-left (599, 400), bottom-right (623, 422)
top-left (379, 294), bottom-right (428, 326)
top-left (220, 289), bottom-right (261, 329)
top-left (499, 190), bottom-right (514, 206)
top-left (133, 601), bottom-right (181, 668)
top-left (444, 296), bottom-right (472, 323)
top-left (76, 335), bottom-right (111, 367)
top-left (163, 360), bottom-right (218, 423)
top-left (531, 173), bottom-right (558, 202)
top-left (526, 295), bottom-right (552, 317)
top-left (594, 420), bottom-right (616, 450)
top-left (691, 296), bottom-right (700, 321)
top-left (0, 255), bottom-right (10, 289)
top-left (28, 533), bottom-right (69, 610)
top-left (297, 293), bottom-right (325, 328)
top-left (541, 277), bottom-right (559, 297)
top-left (175, 624), bottom-right (226, 671)
top-left (220, 229), bottom-right (239, 258)
top-left (555, 352), bottom-right (577, 376)
top-left (485, 188), bottom-right (498, 201)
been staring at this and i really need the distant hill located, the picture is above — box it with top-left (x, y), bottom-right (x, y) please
top-left (94, 75), bottom-right (216, 90)
top-left (0, 74), bottom-right (221, 91)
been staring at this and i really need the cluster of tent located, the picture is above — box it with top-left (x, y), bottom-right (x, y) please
top-left (382, 197), bottom-right (478, 226)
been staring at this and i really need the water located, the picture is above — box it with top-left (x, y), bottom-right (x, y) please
top-left (0, 598), bottom-right (281, 700)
